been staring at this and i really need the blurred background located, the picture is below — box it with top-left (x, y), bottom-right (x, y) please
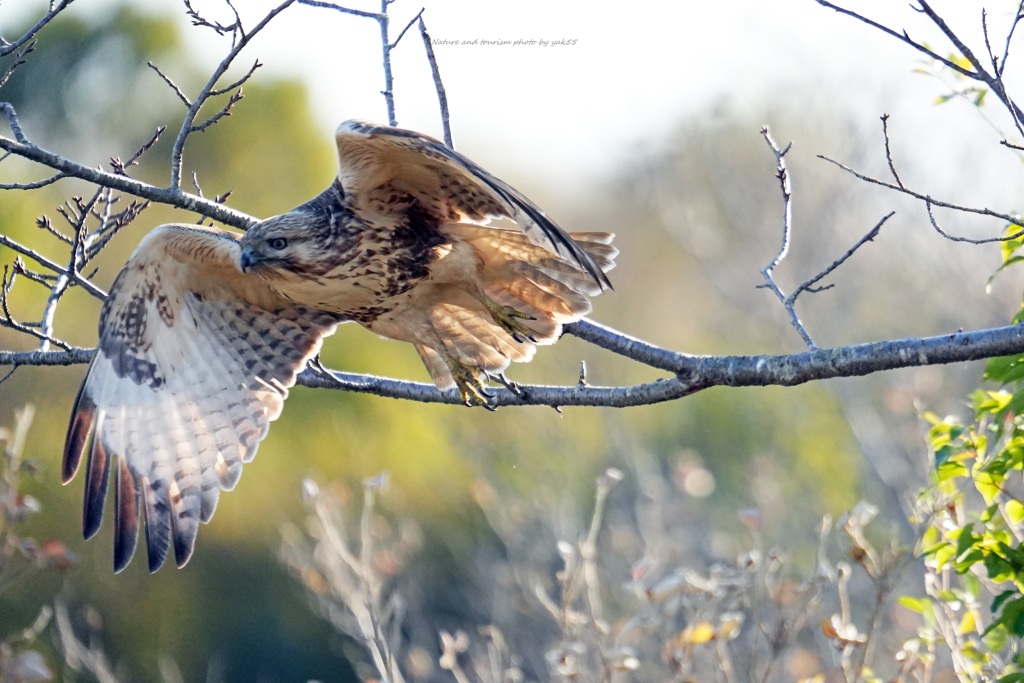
top-left (2, 0), bottom-right (1024, 680)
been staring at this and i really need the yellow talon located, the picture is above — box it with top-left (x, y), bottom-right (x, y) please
top-left (443, 355), bottom-right (495, 409)
top-left (482, 298), bottom-right (537, 343)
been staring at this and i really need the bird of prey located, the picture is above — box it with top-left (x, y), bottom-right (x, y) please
top-left (240, 120), bottom-right (616, 404)
top-left (63, 120), bottom-right (616, 572)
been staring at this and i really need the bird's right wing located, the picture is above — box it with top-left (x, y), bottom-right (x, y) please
top-left (63, 224), bottom-right (339, 572)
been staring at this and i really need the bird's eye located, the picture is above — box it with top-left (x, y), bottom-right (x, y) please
top-left (268, 237), bottom-right (288, 251)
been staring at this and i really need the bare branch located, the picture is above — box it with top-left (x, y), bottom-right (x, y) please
top-left (111, 127), bottom-right (166, 176)
top-left (0, 0), bottom-right (75, 57)
top-left (0, 173), bottom-right (65, 190)
top-left (916, 0), bottom-right (1024, 137)
top-left (35, 215), bottom-right (71, 245)
top-left (0, 233), bottom-right (106, 300)
top-left (6, 320), bottom-right (1024, 409)
top-left (389, 7), bottom-right (424, 49)
top-left (377, 1), bottom-right (396, 125)
top-left (419, 16), bottom-right (453, 148)
top-left (814, 1), bottom-right (974, 78)
top-left (790, 212), bottom-right (892, 300)
top-left (818, 154), bottom-right (1024, 242)
top-left (208, 60), bottom-right (261, 97)
top-left (0, 40), bottom-right (35, 91)
top-left (170, 0), bottom-right (298, 189)
top-left (301, 322), bottom-right (1024, 407)
top-left (182, 0), bottom-right (241, 37)
top-left (1, 264), bottom-right (73, 351)
top-left (997, 2), bottom-right (1024, 77)
top-left (296, 0), bottom-right (382, 21)
top-left (190, 89), bottom-right (244, 133)
top-left (146, 62), bottom-right (192, 107)
top-left (757, 127), bottom-right (816, 349)
top-left (0, 102), bottom-right (29, 143)
top-left (0, 122), bottom-right (255, 228)
top-left (819, 0), bottom-right (1024, 136)
top-left (880, 114), bottom-right (904, 189)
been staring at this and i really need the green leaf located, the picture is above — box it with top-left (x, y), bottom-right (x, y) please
top-left (898, 595), bottom-right (929, 614)
top-left (977, 390), bottom-right (1014, 413)
top-left (992, 589), bottom-right (1018, 614)
top-left (975, 470), bottom-right (1002, 504)
top-left (984, 355), bottom-right (1024, 384)
top-left (1007, 500), bottom-right (1024, 525)
top-left (985, 622), bottom-right (1008, 652)
top-left (935, 444), bottom-right (958, 467)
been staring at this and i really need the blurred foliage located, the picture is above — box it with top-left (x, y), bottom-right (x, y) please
top-left (0, 1), bottom-right (1000, 682)
top-left (898, 224), bottom-right (1024, 681)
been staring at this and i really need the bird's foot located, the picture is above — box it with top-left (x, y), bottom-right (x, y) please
top-left (482, 299), bottom-right (537, 343)
top-left (489, 371), bottom-right (525, 398)
top-left (445, 355), bottom-right (496, 410)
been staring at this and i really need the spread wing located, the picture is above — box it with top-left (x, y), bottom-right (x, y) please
top-left (62, 225), bottom-right (339, 572)
top-left (334, 119), bottom-right (612, 291)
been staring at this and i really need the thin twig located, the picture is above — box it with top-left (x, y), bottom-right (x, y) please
top-left (0, 40), bottom-right (35, 91)
top-left (818, 0), bottom-right (1024, 136)
top-left (190, 90), bottom-right (244, 133)
top-left (0, 173), bottom-right (65, 190)
top-left (0, 0), bottom-right (74, 57)
top-left (819, 154), bottom-right (1024, 242)
top-left (207, 60), bottom-right (261, 98)
top-left (170, 0), bottom-right (297, 189)
top-left (815, 0), bottom-right (974, 77)
top-left (0, 119), bottom-right (255, 228)
top-left (419, 16), bottom-right (453, 148)
top-left (998, 2), bottom-right (1024, 77)
top-left (880, 114), bottom-right (904, 189)
top-left (296, 0), bottom-right (381, 21)
top-left (790, 212), bottom-right (893, 301)
top-left (758, 127), bottom-right (816, 349)
top-left (389, 7), bottom-right (424, 49)
top-left (377, 0), bottom-right (396, 125)
top-left (146, 62), bottom-right (192, 106)
top-left (0, 233), bottom-right (107, 300)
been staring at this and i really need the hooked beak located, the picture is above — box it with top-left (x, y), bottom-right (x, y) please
top-left (240, 248), bottom-right (256, 273)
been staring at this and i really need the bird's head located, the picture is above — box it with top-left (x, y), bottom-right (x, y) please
top-left (239, 213), bottom-right (324, 277)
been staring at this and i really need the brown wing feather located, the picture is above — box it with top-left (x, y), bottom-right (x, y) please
top-left (368, 225), bottom-right (618, 390)
top-left (334, 119), bottom-right (612, 291)
top-left (63, 224), bottom-right (339, 572)
top-left (114, 456), bottom-right (139, 572)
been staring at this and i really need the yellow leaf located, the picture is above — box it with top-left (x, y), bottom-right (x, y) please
top-left (678, 622), bottom-right (715, 644)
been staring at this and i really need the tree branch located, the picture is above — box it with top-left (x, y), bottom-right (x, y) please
top-left (0, 122), bottom-right (254, 229)
top-left (757, 128), bottom-right (817, 349)
top-left (169, 0), bottom-right (297, 189)
top-left (419, 16), bottom-right (453, 148)
top-left (0, 234), bottom-right (106, 300)
top-left (5, 322), bottom-right (1024, 408)
top-left (0, 0), bottom-right (75, 57)
top-left (818, 153), bottom-right (1024, 243)
top-left (818, 0), bottom-right (1024, 137)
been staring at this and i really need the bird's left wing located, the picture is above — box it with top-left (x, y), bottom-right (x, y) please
top-left (334, 119), bottom-right (612, 291)
top-left (63, 225), bottom-right (339, 572)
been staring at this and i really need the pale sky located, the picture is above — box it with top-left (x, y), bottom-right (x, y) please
top-left (8, 1), bottom-right (1022, 195)
top-left (189, 0), bottom-right (1021, 198)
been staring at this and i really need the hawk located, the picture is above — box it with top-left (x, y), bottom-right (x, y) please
top-left (240, 120), bottom-right (616, 404)
top-left (63, 120), bottom-right (616, 572)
